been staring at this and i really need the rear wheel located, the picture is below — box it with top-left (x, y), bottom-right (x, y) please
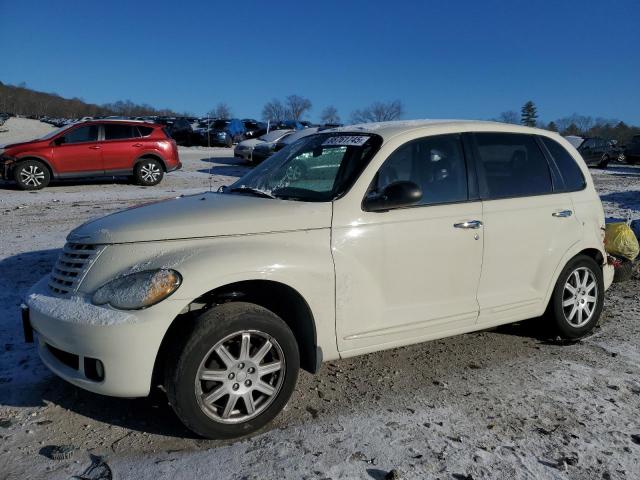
top-left (598, 154), bottom-right (610, 168)
top-left (165, 302), bottom-right (299, 439)
top-left (548, 255), bottom-right (604, 339)
top-left (134, 159), bottom-right (163, 186)
top-left (14, 160), bottom-right (50, 190)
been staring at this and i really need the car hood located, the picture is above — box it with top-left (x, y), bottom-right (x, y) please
top-left (1, 139), bottom-right (45, 151)
top-left (67, 191), bottom-right (332, 244)
top-left (236, 139), bottom-right (263, 148)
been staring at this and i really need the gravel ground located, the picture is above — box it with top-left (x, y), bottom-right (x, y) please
top-left (0, 121), bottom-right (639, 480)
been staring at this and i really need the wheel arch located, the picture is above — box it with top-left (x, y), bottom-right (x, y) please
top-left (14, 155), bottom-right (56, 178)
top-left (134, 153), bottom-right (168, 172)
top-left (542, 245), bottom-right (606, 313)
top-left (152, 279), bottom-right (320, 389)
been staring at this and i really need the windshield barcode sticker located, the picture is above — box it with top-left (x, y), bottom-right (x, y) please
top-left (322, 136), bottom-right (370, 147)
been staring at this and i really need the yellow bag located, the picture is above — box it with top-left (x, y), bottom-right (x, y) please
top-left (605, 222), bottom-right (640, 261)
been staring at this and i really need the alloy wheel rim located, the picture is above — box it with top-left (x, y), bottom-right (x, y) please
top-left (195, 330), bottom-right (286, 424)
top-left (562, 267), bottom-right (598, 328)
top-left (20, 165), bottom-right (45, 186)
top-left (140, 163), bottom-right (160, 182)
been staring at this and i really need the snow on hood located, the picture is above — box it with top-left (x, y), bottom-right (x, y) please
top-left (67, 191), bottom-right (332, 244)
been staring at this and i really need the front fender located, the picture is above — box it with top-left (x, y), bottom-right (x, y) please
top-left (79, 229), bottom-right (338, 360)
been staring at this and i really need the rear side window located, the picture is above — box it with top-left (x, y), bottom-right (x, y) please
top-left (137, 126), bottom-right (153, 137)
top-left (473, 133), bottom-right (552, 199)
top-left (62, 125), bottom-right (99, 144)
top-left (104, 124), bottom-right (136, 140)
top-left (371, 134), bottom-right (468, 206)
top-left (541, 137), bottom-right (586, 191)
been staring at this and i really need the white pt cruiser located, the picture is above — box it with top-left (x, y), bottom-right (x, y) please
top-left (24, 120), bottom-right (614, 439)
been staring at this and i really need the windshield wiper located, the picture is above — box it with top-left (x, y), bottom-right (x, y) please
top-left (228, 186), bottom-right (275, 199)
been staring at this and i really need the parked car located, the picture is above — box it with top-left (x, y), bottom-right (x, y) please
top-left (23, 120), bottom-right (613, 439)
top-left (242, 119), bottom-right (267, 139)
top-left (251, 127), bottom-right (319, 164)
top-left (0, 119), bottom-right (181, 189)
top-left (623, 134), bottom-right (640, 164)
top-left (576, 137), bottom-right (620, 168)
top-left (234, 129), bottom-right (293, 162)
top-left (153, 117), bottom-right (194, 146)
top-left (269, 120), bottom-right (305, 131)
top-left (200, 119), bottom-right (246, 147)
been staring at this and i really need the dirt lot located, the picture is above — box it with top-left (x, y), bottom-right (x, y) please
top-left (1, 122), bottom-right (639, 480)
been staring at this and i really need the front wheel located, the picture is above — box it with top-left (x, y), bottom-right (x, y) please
top-left (14, 160), bottom-right (51, 190)
top-left (548, 255), bottom-right (604, 339)
top-left (134, 159), bottom-right (164, 186)
top-left (165, 302), bottom-right (299, 439)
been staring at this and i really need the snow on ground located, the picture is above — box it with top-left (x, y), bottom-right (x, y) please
top-left (0, 121), bottom-right (639, 480)
top-left (0, 117), bottom-right (56, 146)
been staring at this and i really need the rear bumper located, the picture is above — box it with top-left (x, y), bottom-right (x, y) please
top-left (603, 262), bottom-right (614, 290)
top-left (167, 161), bottom-right (182, 172)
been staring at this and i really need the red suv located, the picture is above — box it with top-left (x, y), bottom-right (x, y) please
top-left (0, 120), bottom-right (181, 190)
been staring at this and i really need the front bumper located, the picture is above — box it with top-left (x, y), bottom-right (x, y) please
top-left (25, 277), bottom-right (185, 397)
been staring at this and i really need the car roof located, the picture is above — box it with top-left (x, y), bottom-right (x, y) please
top-left (324, 119), bottom-right (558, 142)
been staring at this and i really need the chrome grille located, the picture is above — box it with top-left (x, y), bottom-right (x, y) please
top-left (48, 243), bottom-right (104, 296)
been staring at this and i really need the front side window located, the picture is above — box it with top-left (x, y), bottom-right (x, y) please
top-left (228, 133), bottom-right (382, 201)
top-left (541, 137), bottom-right (586, 191)
top-left (369, 134), bottom-right (468, 206)
top-left (104, 124), bottom-right (136, 140)
top-left (61, 125), bottom-right (99, 144)
top-left (473, 133), bottom-right (552, 199)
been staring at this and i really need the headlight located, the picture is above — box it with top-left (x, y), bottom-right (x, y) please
top-left (92, 269), bottom-right (182, 310)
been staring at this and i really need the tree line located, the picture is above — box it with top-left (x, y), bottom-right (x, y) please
top-left (3, 81), bottom-right (638, 144)
top-left (0, 81), bottom-right (186, 119)
top-left (497, 100), bottom-right (640, 144)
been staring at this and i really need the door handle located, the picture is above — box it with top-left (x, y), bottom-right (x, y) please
top-left (552, 210), bottom-right (573, 218)
top-left (132, 143), bottom-right (143, 147)
top-left (454, 220), bottom-right (483, 229)
top-left (89, 145), bottom-right (101, 150)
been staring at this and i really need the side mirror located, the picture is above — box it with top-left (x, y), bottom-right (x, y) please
top-left (53, 137), bottom-right (66, 146)
top-left (363, 180), bottom-right (423, 212)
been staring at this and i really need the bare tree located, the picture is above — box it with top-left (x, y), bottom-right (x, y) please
top-left (208, 102), bottom-right (232, 119)
top-left (350, 100), bottom-right (404, 123)
top-left (285, 95), bottom-right (312, 120)
top-left (496, 110), bottom-right (519, 124)
top-left (320, 106), bottom-right (340, 124)
top-left (262, 99), bottom-right (288, 122)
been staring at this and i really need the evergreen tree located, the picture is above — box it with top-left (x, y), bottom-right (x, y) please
top-left (520, 101), bottom-right (538, 127)
top-left (547, 121), bottom-right (558, 132)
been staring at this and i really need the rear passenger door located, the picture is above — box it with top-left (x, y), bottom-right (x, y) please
top-left (469, 132), bottom-right (582, 326)
top-left (100, 124), bottom-right (142, 172)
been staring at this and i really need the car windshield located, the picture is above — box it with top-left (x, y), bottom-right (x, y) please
top-left (213, 120), bottom-right (230, 129)
top-left (39, 123), bottom-right (76, 140)
top-left (227, 132), bottom-right (382, 202)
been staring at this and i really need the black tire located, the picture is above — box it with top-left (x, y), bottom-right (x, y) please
top-left (598, 154), bottom-right (610, 168)
top-left (547, 255), bottom-right (604, 339)
top-left (165, 302), bottom-right (300, 439)
top-left (134, 158), bottom-right (164, 186)
top-left (13, 159), bottom-right (51, 190)
top-left (613, 258), bottom-right (634, 283)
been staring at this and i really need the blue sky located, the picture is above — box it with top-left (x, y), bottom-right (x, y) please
top-left (2, 0), bottom-right (639, 123)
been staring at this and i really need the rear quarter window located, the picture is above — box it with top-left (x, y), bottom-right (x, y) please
top-left (540, 137), bottom-right (586, 191)
top-left (137, 126), bottom-right (154, 137)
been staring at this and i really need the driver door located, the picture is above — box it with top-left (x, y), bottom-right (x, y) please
top-left (332, 134), bottom-right (484, 355)
top-left (52, 124), bottom-right (102, 174)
